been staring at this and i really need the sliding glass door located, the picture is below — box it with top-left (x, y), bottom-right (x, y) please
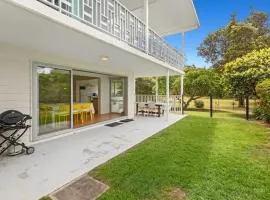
top-left (36, 66), bottom-right (71, 135)
top-left (33, 63), bottom-right (128, 140)
top-left (110, 78), bottom-right (125, 114)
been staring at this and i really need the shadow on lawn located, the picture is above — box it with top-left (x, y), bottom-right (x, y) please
top-left (90, 114), bottom-right (218, 200)
top-left (167, 114), bottom-right (218, 198)
top-left (186, 108), bottom-right (250, 120)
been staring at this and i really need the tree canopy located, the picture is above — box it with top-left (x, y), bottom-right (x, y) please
top-left (198, 11), bottom-right (270, 71)
top-left (224, 48), bottom-right (270, 98)
top-left (181, 68), bottom-right (223, 108)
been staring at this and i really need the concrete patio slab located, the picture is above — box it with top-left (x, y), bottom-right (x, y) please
top-left (0, 114), bottom-right (185, 200)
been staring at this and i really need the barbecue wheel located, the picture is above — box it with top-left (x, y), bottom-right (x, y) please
top-left (26, 147), bottom-right (35, 155)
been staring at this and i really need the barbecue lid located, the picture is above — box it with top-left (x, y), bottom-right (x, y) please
top-left (0, 110), bottom-right (25, 125)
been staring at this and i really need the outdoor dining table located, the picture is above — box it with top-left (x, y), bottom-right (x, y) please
top-left (136, 102), bottom-right (164, 117)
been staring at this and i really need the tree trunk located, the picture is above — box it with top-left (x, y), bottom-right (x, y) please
top-left (238, 96), bottom-right (245, 108)
top-left (184, 97), bottom-right (194, 110)
top-left (246, 96), bottom-right (249, 120)
top-left (184, 96), bottom-right (201, 110)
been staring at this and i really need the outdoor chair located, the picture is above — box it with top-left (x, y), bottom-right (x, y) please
top-left (147, 101), bottom-right (158, 116)
top-left (162, 104), bottom-right (170, 115)
top-left (138, 102), bottom-right (147, 116)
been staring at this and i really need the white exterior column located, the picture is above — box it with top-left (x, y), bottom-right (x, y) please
top-left (180, 74), bottom-right (184, 115)
top-left (181, 32), bottom-right (185, 67)
top-left (144, 0), bottom-right (149, 53)
top-left (127, 73), bottom-right (136, 119)
top-left (166, 70), bottom-right (170, 121)
top-left (155, 77), bottom-right (158, 102)
top-left (180, 32), bottom-right (185, 115)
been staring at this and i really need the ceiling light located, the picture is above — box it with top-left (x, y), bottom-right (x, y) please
top-left (100, 56), bottom-right (109, 61)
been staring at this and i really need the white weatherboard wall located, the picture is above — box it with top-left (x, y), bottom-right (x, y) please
top-left (0, 55), bottom-right (30, 113)
top-left (0, 45), bottom-right (136, 143)
top-left (0, 54), bottom-right (32, 143)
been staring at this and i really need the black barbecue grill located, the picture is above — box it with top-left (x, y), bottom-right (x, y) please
top-left (0, 110), bottom-right (35, 156)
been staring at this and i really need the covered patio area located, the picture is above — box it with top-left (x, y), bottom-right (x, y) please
top-left (0, 113), bottom-right (185, 200)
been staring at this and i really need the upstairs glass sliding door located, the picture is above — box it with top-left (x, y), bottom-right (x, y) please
top-left (35, 66), bottom-right (71, 135)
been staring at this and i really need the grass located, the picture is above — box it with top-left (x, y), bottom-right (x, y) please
top-left (39, 197), bottom-right (52, 200)
top-left (90, 111), bottom-right (270, 200)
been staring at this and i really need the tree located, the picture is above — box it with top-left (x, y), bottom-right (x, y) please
top-left (225, 22), bottom-right (260, 62)
top-left (197, 29), bottom-right (227, 70)
top-left (39, 70), bottom-right (71, 104)
top-left (176, 68), bottom-right (223, 109)
top-left (224, 48), bottom-right (270, 106)
top-left (198, 11), bottom-right (270, 71)
top-left (246, 11), bottom-right (269, 35)
top-left (135, 78), bottom-right (155, 95)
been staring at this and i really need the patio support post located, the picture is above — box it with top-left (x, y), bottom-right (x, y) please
top-left (181, 32), bottom-right (185, 67)
top-left (180, 74), bottom-right (184, 115)
top-left (180, 32), bottom-right (185, 115)
top-left (155, 77), bottom-right (158, 102)
top-left (166, 70), bottom-right (170, 121)
top-left (144, 0), bottom-right (149, 53)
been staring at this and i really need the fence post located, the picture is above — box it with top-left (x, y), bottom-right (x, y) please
top-left (210, 95), bottom-right (213, 118)
top-left (173, 97), bottom-right (176, 112)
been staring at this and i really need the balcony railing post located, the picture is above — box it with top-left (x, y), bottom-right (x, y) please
top-left (144, 0), bottom-right (149, 53)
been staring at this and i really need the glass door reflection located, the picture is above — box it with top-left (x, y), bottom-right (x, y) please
top-left (37, 66), bottom-right (71, 135)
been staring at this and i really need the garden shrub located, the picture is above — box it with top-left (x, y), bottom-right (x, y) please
top-left (253, 106), bottom-right (263, 120)
top-left (256, 79), bottom-right (270, 123)
top-left (194, 100), bottom-right (205, 109)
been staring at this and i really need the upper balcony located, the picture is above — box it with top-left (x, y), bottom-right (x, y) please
top-left (35, 0), bottom-right (198, 71)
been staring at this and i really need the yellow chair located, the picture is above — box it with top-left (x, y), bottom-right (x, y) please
top-left (89, 103), bottom-right (95, 121)
top-left (39, 104), bottom-right (50, 127)
top-left (73, 103), bottom-right (95, 126)
top-left (73, 103), bottom-right (82, 125)
top-left (81, 103), bottom-right (95, 122)
top-left (56, 104), bottom-right (70, 127)
top-left (80, 103), bottom-right (89, 122)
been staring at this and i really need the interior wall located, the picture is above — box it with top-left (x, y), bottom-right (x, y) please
top-left (74, 79), bottom-right (99, 103)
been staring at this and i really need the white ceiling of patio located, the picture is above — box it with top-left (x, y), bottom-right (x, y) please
top-left (119, 0), bottom-right (200, 35)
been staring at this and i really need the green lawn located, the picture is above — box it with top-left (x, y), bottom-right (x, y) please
top-left (90, 111), bottom-right (270, 200)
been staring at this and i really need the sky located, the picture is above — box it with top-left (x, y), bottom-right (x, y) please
top-left (164, 0), bottom-right (270, 67)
